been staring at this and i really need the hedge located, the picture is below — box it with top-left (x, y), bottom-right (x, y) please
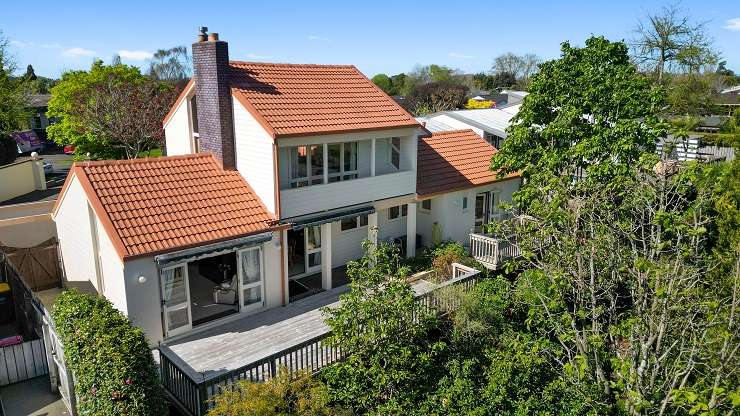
top-left (0, 133), bottom-right (17, 166)
top-left (51, 290), bottom-right (167, 416)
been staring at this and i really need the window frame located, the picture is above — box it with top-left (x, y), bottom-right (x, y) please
top-left (340, 214), bottom-right (369, 232)
top-left (387, 204), bottom-right (408, 221)
top-left (420, 199), bottom-right (432, 211)
top-left (288, 145), bottom-right (324, 188)
top-left (390, 137), bottom-right (401, 170)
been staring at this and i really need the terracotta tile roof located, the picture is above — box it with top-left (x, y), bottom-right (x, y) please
top-left (64, 154), bottom-right (276, 259)
top-left (416, 129), bottom-right (520, 197)
top-left (229, 62), bottom-right (421, 138)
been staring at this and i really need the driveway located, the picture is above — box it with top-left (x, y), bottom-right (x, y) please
top-left (0, 376), bottom-right (69, 416)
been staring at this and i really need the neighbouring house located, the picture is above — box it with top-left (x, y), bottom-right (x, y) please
top-left (416, 130), bottom-right (521, 244)
top-left (26, 94), bottom-right (56, 137)
top-left (716, 85), bottom-right (740, 116)
top-left (417, 100), bottom-right (523, 148)
top-left (50, 28), bottom-right (519, 415)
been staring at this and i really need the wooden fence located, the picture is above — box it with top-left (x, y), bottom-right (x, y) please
top-left (160, 263), bottom-right (482, 416)
top-left (0, 238), bottom-right (62, 292)
top-left (0, 338), bottom-right (48, 386)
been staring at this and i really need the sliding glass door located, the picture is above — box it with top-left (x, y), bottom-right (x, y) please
top-left (238, 246), bottom-right (265, 313)
top-left (160, 264), bottom-right (191, 338)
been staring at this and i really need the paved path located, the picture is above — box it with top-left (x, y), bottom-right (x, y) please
top-left (0, 376), bottom-right (69, 416)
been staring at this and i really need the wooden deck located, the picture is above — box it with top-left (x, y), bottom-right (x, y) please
top-left (161, 279), bottom-right (437, 382)
top-left (159, 265), bottom-right (481, 416)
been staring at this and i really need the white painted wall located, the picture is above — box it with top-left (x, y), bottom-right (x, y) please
top-left (95, 214), bottom-right (127, 313)
top-left (164, 96), bottom-right (193, 156)
top-left (0, 159), bottom-right (46, 203)
top-left (54, 176), bottom-right (99, 289)
top-left (330, 220), bottom-right (367, 268)
top-left (416, 178), bottom-right (521, 247)
top-left (281, 170), bottom-right (415, 218)
top-left (377, 207), bottom-right (407, 243)
top-left (233, 102), bottom-right (277, 214)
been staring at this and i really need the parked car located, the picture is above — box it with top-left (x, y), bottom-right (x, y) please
top-left (63, 145), bottom-right (75, 155)
top-left (43, 161), bottom-right (53, 175)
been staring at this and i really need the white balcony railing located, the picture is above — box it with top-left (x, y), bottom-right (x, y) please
top-left (280, 170), bottom-right (415, 218)
top-left (468, 233), bottom-right (521, 270)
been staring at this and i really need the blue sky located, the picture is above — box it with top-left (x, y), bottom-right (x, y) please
top-left (2, 0), bottom-right (739, 78)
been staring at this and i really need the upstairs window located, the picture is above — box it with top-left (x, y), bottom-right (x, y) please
top-left (421, 199), bottom-right (432, 211)
top-left (289, 145), bottom-right (323, 188)
top-left (390, 137), bottom-right (401, 170)
top-left (328, 142), bottom-right (359, 183)
top-left (189, 96), bottom-right (199, 135)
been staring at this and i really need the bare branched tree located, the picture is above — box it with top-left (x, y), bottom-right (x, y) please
top-left (79, 76), bottom-right (177, 158)
top-left (631, 4), bottom-right (715, 81)
top-left (493, 164), bottom-right (739, 414)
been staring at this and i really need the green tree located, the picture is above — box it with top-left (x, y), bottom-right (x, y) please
top-left (491, 36), bottom-right (665, 198)
top-left (47, 60), bottom-right (176, 159)
top-left (0, 31), bottom-right (30, 132)
top-left (390, 73), bottom-right (407, 95)
top-left (371, 73), bottom-right (393, 94)
top-left (322, 241), bottom-right (445, 414)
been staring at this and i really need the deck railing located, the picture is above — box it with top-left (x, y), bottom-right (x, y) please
top-left (469, 233), bottom-right (521, 270)
top-left (160, 263), bottom-right (481, 416)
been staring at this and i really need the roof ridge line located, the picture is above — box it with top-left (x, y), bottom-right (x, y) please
top-left (78, 153), bottom-right (214, 167)
top-left (230, 61), bottom-right (356, 68)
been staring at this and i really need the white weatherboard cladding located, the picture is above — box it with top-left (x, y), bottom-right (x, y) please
top-left (54, 176), bottom-right (99, 288)
top-left (95, 214), bottom-right (127, 313)
top-left (378, 207), bottom-right (407, 242)
top-left (416, 178), bottom-right (521, 246)
top-left (330, 221), bottom-right (366, 268)
top-left (164, 97), bottom-right (193, 156)
top-left (233, 101), bottom-right (276, 214)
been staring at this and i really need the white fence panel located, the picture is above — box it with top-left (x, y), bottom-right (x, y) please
top-left (0, 338), bottom-right (48, 386)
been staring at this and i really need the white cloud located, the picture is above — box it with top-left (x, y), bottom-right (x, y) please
top-left (245, 53), bottom-right (274, 60)
top-left (307, 35), bottom-right (330, 41)
top-left (62, 47), bottom-right (96, 58)
top-left (9, 40), bottom-right (29, 48)
top-left (118, 49), bottom-right (154, 61)
top-left (449, 52), bottom-right (476, 59)
top-left (723, 18), bottom-right (740, 31)
top-left (9, 40), bottom-right (61, 49)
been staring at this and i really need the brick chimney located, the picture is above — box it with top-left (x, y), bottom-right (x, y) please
top-left (192, 27), bottom-right (236, 169)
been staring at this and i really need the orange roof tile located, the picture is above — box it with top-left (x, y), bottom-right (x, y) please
top-left (229, 62), bottom-right (420, 138)
top-left (67, 154), bottom-right (276, 259)
top-left (416, 129), bottom-right (520, 197)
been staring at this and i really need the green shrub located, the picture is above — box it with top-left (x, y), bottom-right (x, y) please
top-left (0, 133), bottom-right (17, 165)
top-left (431, 241), bottom-right (467, 280)
top-left (208, 368), bottom-right (344, 416)
top-left (51, 290), bottom-right (166, 416)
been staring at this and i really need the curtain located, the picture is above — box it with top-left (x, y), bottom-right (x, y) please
top-left (241, 249), bottom-right (261, 285)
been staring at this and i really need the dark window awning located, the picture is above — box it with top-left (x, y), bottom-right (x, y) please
top-left (283, 205), bottom-right (375, 230)
top-left (155, 232), bottom-right (273, 267)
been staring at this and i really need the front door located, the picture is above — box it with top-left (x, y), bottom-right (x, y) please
top-left (474, 192), bottom-right (500, 233)
top-left (160, 264), bottom-right (191, 338)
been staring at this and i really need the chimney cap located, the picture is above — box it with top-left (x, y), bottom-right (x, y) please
top-left (208, 32), bottom-right (219, 41)
top-left (197, 26), bottom-right (208, 42)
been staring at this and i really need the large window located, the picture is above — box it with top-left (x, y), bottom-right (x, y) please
top-left (328, 142), bottom-right (359, 182)
top-left (289, 142), bottom-right (358, 187)
top-left (484, 133), bottom-right (504, 149)
top-left (289, 145), bottom-right (323, 188)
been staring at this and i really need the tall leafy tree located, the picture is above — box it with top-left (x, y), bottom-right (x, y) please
top-left (371, 73), bottom-right (393, 94)
top-left (322, 242), bottom-right (444, 414)
top-left (47, 61), bottom-right (176, 159)
top-left (0, 31), bottom-right (30, 132)
top-left (492, 36), bottom-right (665, 199)
top-left (148, 46), bottom-right (191, 81)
